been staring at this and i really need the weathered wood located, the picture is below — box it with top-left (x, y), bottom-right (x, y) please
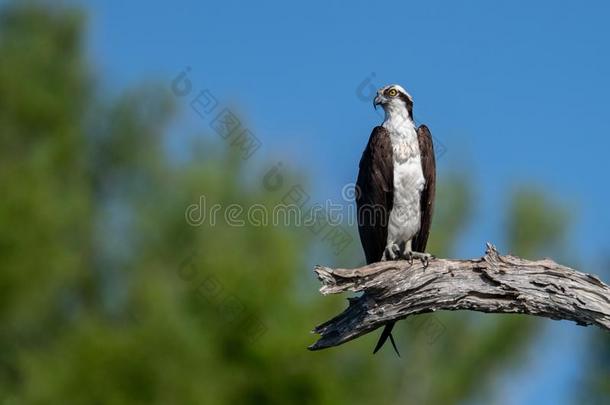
top-left (309, 243), bottom-right (610, 350)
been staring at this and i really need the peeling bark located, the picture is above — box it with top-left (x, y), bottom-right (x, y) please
top-left (309, 244), bottom-right (610, 351)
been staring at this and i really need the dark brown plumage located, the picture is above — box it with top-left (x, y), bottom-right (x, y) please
top-left (356, 125), bottom-right (435, 264)
top-left (412, 125), bottom-right (436, 253)
top-left (355, 123), bottom-right (436, 355)
top-left (355, 126), bottom-right (394, 265)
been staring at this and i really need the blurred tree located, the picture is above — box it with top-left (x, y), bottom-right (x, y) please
top-left (507, 187), bottom-right (570, 260)
top-left (0, 2), bottom-right (575, 405)
top-left (0, 1), bottom-right (93, 395)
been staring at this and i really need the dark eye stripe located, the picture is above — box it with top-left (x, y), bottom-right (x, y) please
top-left (385, 88), bottom-right (398, 96)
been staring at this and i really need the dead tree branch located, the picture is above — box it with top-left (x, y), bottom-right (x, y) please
top-left (309, 243), bottom-right (610, 351)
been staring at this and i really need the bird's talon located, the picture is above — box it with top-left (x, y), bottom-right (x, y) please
top-left (405, 251), bottom-right (432, 268)
top-left (382, 243), bottom-right (401, 261)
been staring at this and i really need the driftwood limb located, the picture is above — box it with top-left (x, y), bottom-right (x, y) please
top-left (309, 243), bottom-right (610, 350)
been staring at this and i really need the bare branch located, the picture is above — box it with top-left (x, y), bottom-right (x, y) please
top-left (309, 243), bottom-right (610, 351)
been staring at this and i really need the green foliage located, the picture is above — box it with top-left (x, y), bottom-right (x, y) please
top-left (507, 186), bottom-right (570, 259)
top-left (428, 171), bottom-right (472, 256)
top-left (0, 2), bottom-right (586, 404)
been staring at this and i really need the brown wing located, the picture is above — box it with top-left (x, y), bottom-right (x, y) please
top-left (412, 125), bottom-right (436, 253)
top-left (356, 126), bottom-right (394, 264)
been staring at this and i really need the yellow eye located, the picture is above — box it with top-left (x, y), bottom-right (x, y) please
top-left (387, 88), bottom-right (398, 97)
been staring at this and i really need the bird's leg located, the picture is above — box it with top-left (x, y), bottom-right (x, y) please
top-left (402, 240), bottom-right (433, 268)
top-left (401, 240), bottom-right (414, 265)
top-left (381, 242), bottom-right (401, 261)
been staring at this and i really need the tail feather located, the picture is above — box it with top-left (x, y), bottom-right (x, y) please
top-left (373, 322), bottom-right (400, 356)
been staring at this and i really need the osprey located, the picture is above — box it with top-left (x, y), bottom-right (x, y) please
top-left (355, 84), bottom-right (436, 355)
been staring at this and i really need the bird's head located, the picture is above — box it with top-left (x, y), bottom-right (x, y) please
top-left (373, 84), bottom-right (413, 121)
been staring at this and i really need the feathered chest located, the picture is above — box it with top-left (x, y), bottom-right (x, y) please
top-left (382, 123), bottom-right (426, 242)
top-left (384, 123), bottom-right (425, 204)
top-left (384, 124), bottom-right (420, 164)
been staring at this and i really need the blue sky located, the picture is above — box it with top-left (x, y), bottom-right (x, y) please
top-left (82, 0), bottom-right (609, 261)
top-left (80, 0), bottom-right (608, 403)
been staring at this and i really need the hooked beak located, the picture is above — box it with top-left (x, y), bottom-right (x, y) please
top-left (373, 94), bottom-right (383, 110)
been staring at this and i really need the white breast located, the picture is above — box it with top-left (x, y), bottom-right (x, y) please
top-left (383, 119), bottom-right (425, 246)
